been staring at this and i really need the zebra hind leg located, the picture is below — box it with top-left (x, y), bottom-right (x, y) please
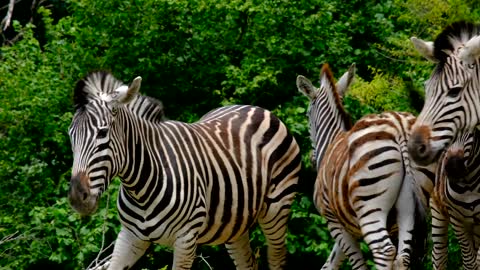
top-left (225, 232), bottom-right (257, 270)
top-left (107, 228), bottom-right (151, 270)
top-left (323, 219), bottom-right (367, 270)
top-left (356, 209), bottom-right (396, 270)
top-left (258, 192), bottom-right (297, 270)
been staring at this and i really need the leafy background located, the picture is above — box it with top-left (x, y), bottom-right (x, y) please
top-left (0, 0), bottom-right (478, 269)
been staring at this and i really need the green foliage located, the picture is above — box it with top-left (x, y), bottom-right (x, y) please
top-left (348, 72), bottom-right (418, 115)
top-left (3, 0), bottom-right (480, 269)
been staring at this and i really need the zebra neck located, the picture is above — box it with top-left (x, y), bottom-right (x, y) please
top-left (115, 111), bottom-right (163, 197)
top-left (312, 120), bottom-right (346, 170)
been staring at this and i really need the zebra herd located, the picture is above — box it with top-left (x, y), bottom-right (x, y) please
top-left (67, 21), bottom-right (480, 269)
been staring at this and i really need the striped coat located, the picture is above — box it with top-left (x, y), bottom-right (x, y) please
top-left (297, 64), bottom-right (435, 270)
top-left (68, 71), bottom-right (302, 270)
top-left (430, 128), bottom-right (480, 270)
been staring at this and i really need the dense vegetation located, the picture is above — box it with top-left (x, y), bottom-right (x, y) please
top-left (1, 0), bottom-right (479, 269)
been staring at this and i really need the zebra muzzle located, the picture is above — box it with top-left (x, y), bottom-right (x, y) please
top-left (68, 171), bottom-right (98, 216)
top-left (444, 150), bottom-right (467, 180)
top-left (408, 125), bottom-right (436, 166)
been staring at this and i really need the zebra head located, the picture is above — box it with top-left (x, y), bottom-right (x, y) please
top-left (296, 63), bottom-right (355, 168)
top-left (408, 21), bottom-right (480, 166)
top-left (68, 71), bottom-right (142, 216)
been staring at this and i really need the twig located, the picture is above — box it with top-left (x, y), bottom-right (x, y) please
top-left (197, 253), bottom-right (213, 270)
top-left (1, 0), bottom-right (15, 31)
top-left (86, 192), bottom-right (116, 270)
top-left (0, 231), bottom-right (21, 245)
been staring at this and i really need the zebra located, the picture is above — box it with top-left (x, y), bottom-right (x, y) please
top-left (296, 64), bottom-right (434, 270)
top-left (67, 71), bottom-right (302, 270)
top-left (408, 21), bottom-right (480, 167)
top-left (430, 127), bottom-right (480, 270)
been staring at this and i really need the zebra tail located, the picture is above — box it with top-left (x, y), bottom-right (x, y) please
top-left (410, 188), bottom-right (429, 270)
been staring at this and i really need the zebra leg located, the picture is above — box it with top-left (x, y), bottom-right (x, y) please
top-left (173, 230), bottom-right (199, 270)
top-left (225, 232), bottom-right (257, 270)
top-left (258, 193), bottom-right (296, 269)
top-left (450, 219), bottom-right (477, 270)
top-left (322, 220), bottom-right (366, 270)
top-left (475, 241), bottom-right (480, 269)
top-left (107, 228), bottom-right (150, 270)
top-left (356, 207), bottom-right (396, 269)
top-left (321, 242), bottom-right (346, 270)
top-left (430, 197), bottom-right (449, 270)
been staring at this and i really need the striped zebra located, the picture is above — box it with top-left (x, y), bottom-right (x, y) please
top-left (430, 127), bottom-right (480, 270)
top-left (297, 64), bottom-right (434, 270)
top-left (407, 21), bottom-right (480, 166)
top-left (68, 71), bottom-right (302, 270)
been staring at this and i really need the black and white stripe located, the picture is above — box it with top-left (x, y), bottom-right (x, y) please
top-left (430, 128), bottom-right (480, 270)
top-left (408, 21), bottom-right (480, 167)
top-left (297, 64), bottom-right (434, 270)
top-left (68, 71), bottom-right (301, 270)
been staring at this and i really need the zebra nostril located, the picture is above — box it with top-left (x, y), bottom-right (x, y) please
top-left (418, 144), bottom-right (427, 155)
top-left (82, 192), bottom-right (88, 201)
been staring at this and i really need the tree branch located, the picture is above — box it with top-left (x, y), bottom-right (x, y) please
top-left (1, 0), bottom-right (15, 31)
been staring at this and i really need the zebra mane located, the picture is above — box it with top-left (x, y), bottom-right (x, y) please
top-left (321, 64), bottom-right (353, 130)
top-left (73, 71), bottom-right (124, 111)
top-left (73, 71), bottom-right (166, 122)
top-left (434, 21), bottom-right (480, 63)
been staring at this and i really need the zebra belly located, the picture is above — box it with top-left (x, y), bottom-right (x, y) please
top-left (196, 195), bottom-right (264, 245)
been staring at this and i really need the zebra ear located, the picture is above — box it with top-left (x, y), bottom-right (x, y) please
top-left (117, 76), bottom-right (142, 104)
top-left (411, 37), bottom-right (438, 63)
top-left (296, 75), bottom-right (317, 100)
top-left (336, 63), bottom-right (355, 97)
top-left (459, 35), bottom-right (480, 66)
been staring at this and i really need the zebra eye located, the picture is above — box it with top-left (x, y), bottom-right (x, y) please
top-left (447, 87), bottom-right (462, 98)
top-left (97, 128), bottom-right (108, 139)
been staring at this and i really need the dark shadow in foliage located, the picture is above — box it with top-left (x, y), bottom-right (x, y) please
top-left (404, 79), bottom-right (425, 114)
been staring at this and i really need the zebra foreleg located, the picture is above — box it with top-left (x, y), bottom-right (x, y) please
top-left (323, 220), bottom-right (367, 270)
top-left (108, 228), bottom-right (150, 270)
top-left (225, 232), bottom-right (257, 270)
top-left (475, 241), bottom-right (480, 270)
top-left (430, 197), bottom-right (449, 270)
top-left (451, 219), bottom-right (477, 270)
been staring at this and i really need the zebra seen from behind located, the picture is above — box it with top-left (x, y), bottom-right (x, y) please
top-left (297, 64), bottom-right (434, 270)
top-left (68, 71), bottom-right (302, 269)
top-left (408, 21), bottom-right (480, 166)
top-left (430, 127), bottom-right (480, 270)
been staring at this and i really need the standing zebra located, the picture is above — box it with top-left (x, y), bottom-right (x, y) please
top-left (68, 71), bottom-right (301, 270)
top-left (297, 64), bottom-right (433, 270)
top-left (408, 21), bottom-right (480, 166)
top-left (430, 127), bottom-right (480, 270)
